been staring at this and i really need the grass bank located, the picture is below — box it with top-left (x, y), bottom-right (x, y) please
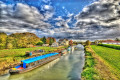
top-left (91, 45), bottom-right (120, 79)
top-left (81, 46), bottom-right (100, 80)
top-left (82, 45), bottom-right (120, 80)
top-left (0, 47), bottom-right (58, 58)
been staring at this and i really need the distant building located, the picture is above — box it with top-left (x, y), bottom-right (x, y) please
top-left (51, 42), bottom-right (59, 47)
top-left (58, 39), bottom-right (69, 46)
top-left (42, 44), bottom-right (49, 47)
top-left (102, 40), bottom-right (120, 45)
top-left (93, 40), bottom-right (102, 45)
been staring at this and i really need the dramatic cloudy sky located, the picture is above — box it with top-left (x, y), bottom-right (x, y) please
top-left (0, 0), bottom-right (120, 40)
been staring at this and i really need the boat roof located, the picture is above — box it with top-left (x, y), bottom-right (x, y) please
top-left (21, 53), bottom-right (59, 64)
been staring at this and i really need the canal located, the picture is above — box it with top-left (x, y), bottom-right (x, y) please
top-left (0, 44), bottom-right (85, 80)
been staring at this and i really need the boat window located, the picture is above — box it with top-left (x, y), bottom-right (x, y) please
top-left (35, 61), bottom-right (37, 65)
top-left (26, 64), bottom-right (29, 68)
top-left (30, 62), bottom-right (34, 66)
top-left (39, 60), bottom-right (42, 62)
top-left (37, 61), bottom-right (40, 63)
top-left (20, 64), bottom-right (23, 67)
top-left (28, 63), bottom-right (30, 67)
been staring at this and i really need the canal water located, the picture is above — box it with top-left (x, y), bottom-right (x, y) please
top-left (0, 44), bottom-right (85, 80)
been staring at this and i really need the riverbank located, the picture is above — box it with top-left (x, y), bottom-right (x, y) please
top-left (0, 46), bottom-right (68, 75)
top-left (81, 46), bottom-right (100, 80)
top-left (91, 45), bottom-right (120, 79)
top-left (81, 45), bottom-right (119, 80)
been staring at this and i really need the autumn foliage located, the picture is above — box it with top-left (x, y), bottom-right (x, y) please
top-left (46, 37), bottom-right (56, 45)
top-left (69, 40), bottom-right (73, 46)
top-left (0, 32), bottom-right (41, 49)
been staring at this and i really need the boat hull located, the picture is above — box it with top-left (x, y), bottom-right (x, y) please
top-left (9, 56), bottom-right (60, 74)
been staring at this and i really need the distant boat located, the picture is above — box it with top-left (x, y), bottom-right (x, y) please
top-left (9, 53), bottom-right (60, 74)
top-left (67, 47), bottom-right (71, 51)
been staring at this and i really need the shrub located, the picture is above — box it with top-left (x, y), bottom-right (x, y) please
top-left (98, 44), bottom-right (120, 50)
top-left (36, 41), bottom-right (43, 46)
top-left (7, 43), bottom-right (13, 49)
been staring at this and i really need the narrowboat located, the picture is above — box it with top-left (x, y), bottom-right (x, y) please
top-left (9, 53), bottom-right (59, 74)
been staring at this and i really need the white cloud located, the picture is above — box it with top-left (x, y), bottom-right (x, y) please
top-left (54, 16), bottom-right (64, 21)
top-left (41, 4), bottom-right (54, 20)
top-left (15, 3), bottom-right (44, 23)
top-left (67, 13), bottom-right (74, 17)
top-left (44, 11), bottom-right (54, 20)
top-left (0, 1), bottom-right (79, 39)
top-left (44, 5), bottom-right (50, 9)
top-left (1, 0), bottom-right (120, 40)
top-left (0, 2), bottom-right (51, 34)
top-left (75, 0), bottom-right (120, 39)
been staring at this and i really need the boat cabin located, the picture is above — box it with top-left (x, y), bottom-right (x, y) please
top-left (13, 53), bottom-right (59, 70)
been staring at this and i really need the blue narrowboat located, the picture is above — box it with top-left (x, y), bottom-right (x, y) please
top-left (9, 53), bottom-right (59, 74)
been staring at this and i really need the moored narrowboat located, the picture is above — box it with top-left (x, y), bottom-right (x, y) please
top-left (9, 53), bottom-right (59, 74)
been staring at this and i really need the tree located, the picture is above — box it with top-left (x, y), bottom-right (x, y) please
top-left (27, 37), bottom-right (39, 45)
top-left (0, 32), bottom-right (7, 49)
top-left (115, 38), bottom-right (120, 41)
top-left (46, 38), bottom-right (50, 44)
top-left (49, 38), bottom-right (54, 45)
top-left (69, 40), bottom-right (73, 46)
top-left (7, 37), bottom-right (18, 49)
top-left (17, 37), bottom-right (28, 48)
top-left (7, 43), bottom-right (13, 49)
top-left (53, 38), bottom-right (56, 42)
top-left (41, 36), bottom-right (46, 44)
top-left (9, 32), bottom-right (40, 48)
top-left (86, 40), bottom-right (91, 46)
top-left (36, 41), bottom-right (43, 46)
top-left (45, 37), bottom-right (56, 45)
top-left (94, 40), bottom-right (99, 45)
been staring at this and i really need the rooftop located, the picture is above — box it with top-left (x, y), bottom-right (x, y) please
top-left (21, 53), bottom-right (59, 64)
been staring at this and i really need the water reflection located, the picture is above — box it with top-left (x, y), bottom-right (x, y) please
top-left (9, 58), bottom-right (60, 80)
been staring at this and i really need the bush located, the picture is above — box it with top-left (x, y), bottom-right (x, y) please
top-left (7, 43), bottom-right (13, 49)
top-left (36, 41), bottom-right (43, 46)
top-left (98, 44), bottom-right (120, 50)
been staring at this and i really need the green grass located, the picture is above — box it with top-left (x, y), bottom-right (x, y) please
top-left (0, 46), bottom-right (62, 63)
top-left (98, 44), bottom-right (120, 50)
top-left (81, 52), bottom-right (97, 80)
top-left (91, 45), bottom-right (120, 77)
top-left (0, 47), bottom-right (58, 58)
